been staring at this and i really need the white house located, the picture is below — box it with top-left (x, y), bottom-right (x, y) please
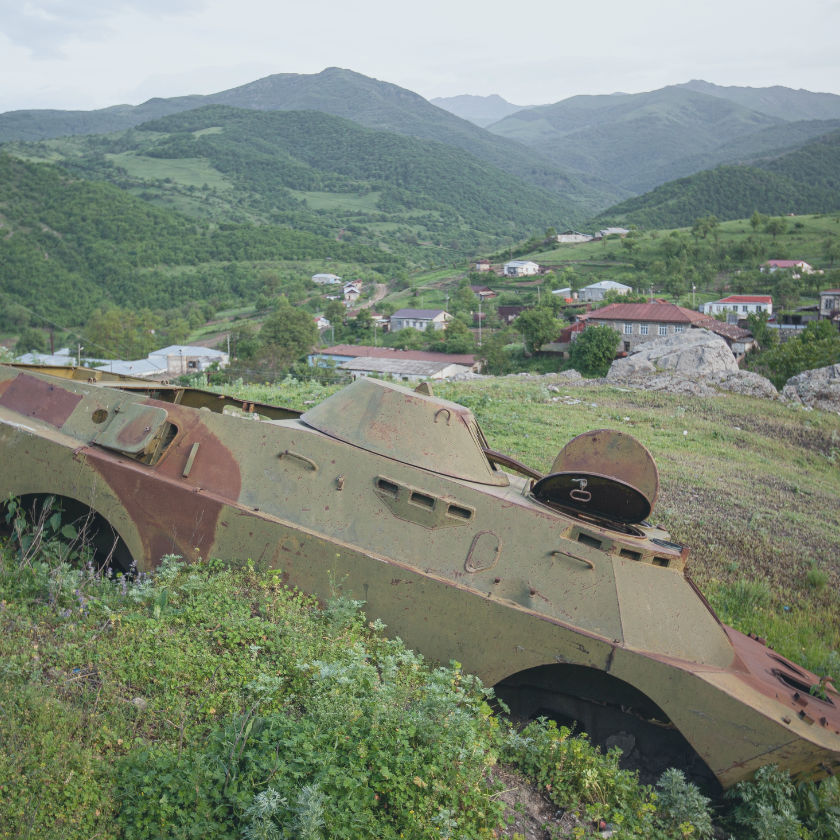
top-left (555, 231), bottom-right (593, 243)
top-left (551, 287), bottom-right (574, 300)
top-left (148, 345), bottom-right (230, 376)
top-left (578, 280), bottom-right (632, 302)
top-left (474, 258), bottom-right (491, 272)
top-left (389, 309), bottom-right (452, 332)
top-left (503, 260), bottom-right (540, 277)
top-left (312, 273), bottom-right (342, 285)
top-left (700, 296), bottom-right (773, 317)
top-left (594, 227), bottom-right (630, 239)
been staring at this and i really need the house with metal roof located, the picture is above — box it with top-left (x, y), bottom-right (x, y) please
top-left (309, 345), bottom-right (479, 371)
top-left (579, 280), bottom-right (632, 302)
top-left (503, 260), bottom-right (540, 277)
top-left (337, 357), bottom-right (473, 382)
top-left (389, 309), bottom-right (452, 332)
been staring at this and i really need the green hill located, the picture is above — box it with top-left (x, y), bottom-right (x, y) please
top-left (594, 129), bottom-right (840, 228)
top-left (0, 153), bottom-right (393, 325)
top-left (4, 105), bottom-right (585, 255)
top-left (0, 68), bottom-right (607, 211)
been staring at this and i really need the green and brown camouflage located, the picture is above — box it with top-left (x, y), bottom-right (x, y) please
top-left (1, 362), bottom-right (838, 791)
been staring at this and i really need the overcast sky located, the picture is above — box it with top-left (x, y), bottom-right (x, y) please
top-left (2, 0), bottom-right (839, 113)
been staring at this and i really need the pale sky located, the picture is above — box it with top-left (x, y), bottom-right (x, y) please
top-left (1, 0), bottom-right (839, 113)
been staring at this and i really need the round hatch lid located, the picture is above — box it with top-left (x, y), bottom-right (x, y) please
top-left (533, 429), bottom-right (659, 523)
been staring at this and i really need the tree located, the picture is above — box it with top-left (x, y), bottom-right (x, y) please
top-left (83, 306), bottom-right (157, 359)
top-left (440, 318), bottom-right (475, 354)
top-left (324, 300), bottom-right (347, 326)
top-left (14, 326), bottom-right (48, 355)
top-left (823, 236), bottom-right (840, 268)
top-left (764, 217), bottom-right (788, 242)
top-left (774, 273), bottom-right (802, 312)
top-left (258, 297), bottom-right (318, 367)
top-left (350, 309), bottom-right (374, 342)
top-left (745, 312), bottom-right (778, 351)
top-left (568, 325), bottom-right (620, 377)
top-left (750, 210), bottom-right (767, 232)
top-left (515, 308), bottom-right (562, 354)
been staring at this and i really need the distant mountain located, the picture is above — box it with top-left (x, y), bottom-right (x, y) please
top-left (430, 94), bottom-right (527, 127)
top-left (0, 67), bottom-right (611, 210)
top-left (593, 129), bottom-right (840, 228)
top-left (487, 86), bottom-right (784, 193)
top-left (676, 80), bottom-right (840, 122)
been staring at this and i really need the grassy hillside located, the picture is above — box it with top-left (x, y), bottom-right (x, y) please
top-left (0, 153), bottom-right (395, 326)
top-left (4, 104), bottom-right (589, 256)
top-left (596, 130), bottom-right (840, 227)
top-left (0, 68), bottom-right (607, 213)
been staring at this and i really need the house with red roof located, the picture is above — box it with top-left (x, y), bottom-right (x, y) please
top-left (577, 302), bottom-right (755, 359)
top-left (761, 259), bottom-right (814, 276)
top-left (700, 295), bottom-right (773, 317)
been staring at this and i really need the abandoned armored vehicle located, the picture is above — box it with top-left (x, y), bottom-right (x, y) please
top-left (1, 362), bottom-right (838, 792)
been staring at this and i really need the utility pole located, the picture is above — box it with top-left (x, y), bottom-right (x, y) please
top-left (478, 298), bottom-right (483, 347)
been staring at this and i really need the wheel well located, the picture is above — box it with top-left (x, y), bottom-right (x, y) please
top-left (494, 663), bottom-right (721, 795)
top-left (2, 492), bottom-right (136, 575)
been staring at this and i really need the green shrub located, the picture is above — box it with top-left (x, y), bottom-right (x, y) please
top-left (726, 765), bottom-right (803, 839)
top-left (655, 769), bottom-right (714, 838)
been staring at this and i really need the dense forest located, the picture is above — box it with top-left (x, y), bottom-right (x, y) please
top-left (0, 153), bottom-right (394, 325)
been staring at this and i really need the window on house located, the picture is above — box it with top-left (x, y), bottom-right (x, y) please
top-left (675, 325), bottom-right (685, 333)
top-left (623, 323), bottom-right (632, 335)
top-left (658, 325), bottom-right (667, 336)
top-left (640, 324), bottom-right (649, 335)
top-left (742, 305), bottom-right (748, 313)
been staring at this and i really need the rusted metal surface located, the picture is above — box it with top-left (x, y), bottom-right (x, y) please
top-left (0, 372), bottom-right (83, 427)
top-left (1, 362), bottom-right (839, 791)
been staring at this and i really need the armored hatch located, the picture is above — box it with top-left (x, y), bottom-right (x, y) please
top-left (533, 429), bottom-right (659, 523)
top-left (300, 377), bottom-right (508, 486)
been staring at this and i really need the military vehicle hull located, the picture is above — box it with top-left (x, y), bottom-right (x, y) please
top-left (1, 363), bottom-right (839, 791)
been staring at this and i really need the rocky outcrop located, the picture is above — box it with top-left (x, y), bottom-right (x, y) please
top-left (606, 329), bottom-right (778, 398)
top-left (782, 364), bottom-right (840, 413)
